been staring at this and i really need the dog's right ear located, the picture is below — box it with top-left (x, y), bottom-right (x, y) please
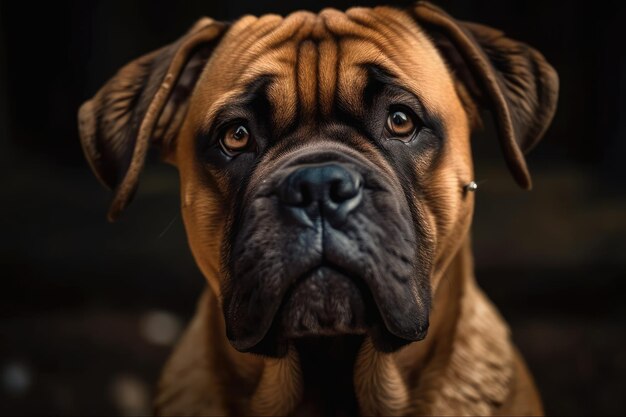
top-left (78, 19), bottom-right (227, 221)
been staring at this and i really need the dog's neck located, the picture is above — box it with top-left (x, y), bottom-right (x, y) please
top-left (246, 333), bottom-right (409, 417)
top-left (156, 235), bottom-right (514, 416)
top-left (290, 336), bottom-right (363, 416)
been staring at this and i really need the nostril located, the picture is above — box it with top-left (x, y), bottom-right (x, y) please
top-left (329, 176), bottom-right (362, 203)
top-left (298, 183), bottom-right (312, 207)
top-left (279, 172), bottom-right (315, 207)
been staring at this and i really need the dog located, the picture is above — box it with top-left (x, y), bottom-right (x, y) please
top-left (78, 2), bottom-right (558, 415)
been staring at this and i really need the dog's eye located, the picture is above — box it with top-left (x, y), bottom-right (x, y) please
top-left (220, 124), bottom-right (252, 156)
top-left (385, 109), bottom-right (416, 140)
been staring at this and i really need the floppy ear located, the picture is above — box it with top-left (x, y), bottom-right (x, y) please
top-left (78, 18), bottom-right (227, 221)
top-left (411, 1), bottom-right (559, 189)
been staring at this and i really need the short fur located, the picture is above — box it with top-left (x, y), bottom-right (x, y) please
top-left (78, 2), bottom-right (558, 415)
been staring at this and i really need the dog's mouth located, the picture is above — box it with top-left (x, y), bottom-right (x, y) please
top-left (225, 257), bottom-right (429, 357)
top-left (224, 218), bottom-right (432, 356)
top-left (278, 263), bottom-right (373, 339)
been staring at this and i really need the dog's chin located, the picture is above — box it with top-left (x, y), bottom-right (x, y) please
top-left (237, 266), bottom-right (426, 358)
top-left (279, 266), bottom-right (370, 339)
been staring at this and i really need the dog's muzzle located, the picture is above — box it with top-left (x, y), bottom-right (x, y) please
top-left (223, 151), bottom-right (431, 357)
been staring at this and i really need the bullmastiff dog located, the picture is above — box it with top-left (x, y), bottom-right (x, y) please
top-left (78, 2), bottom-right (558, 415)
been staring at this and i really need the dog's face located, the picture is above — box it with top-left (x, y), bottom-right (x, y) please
top-left (178, 9), bottom-right (473, 355)
top-left (78, 3), bottom-right (558, 357)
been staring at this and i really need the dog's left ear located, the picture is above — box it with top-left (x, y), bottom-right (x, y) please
top-left (411, 1), bottom-right (559, 189)
top-left (78, 18), bottom-right (227, 221)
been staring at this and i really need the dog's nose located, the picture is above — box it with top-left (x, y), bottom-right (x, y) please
top-left (279, 163), bottom-right (363, 226)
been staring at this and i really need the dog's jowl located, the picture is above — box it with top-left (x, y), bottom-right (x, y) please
top-left (78, 2), bottom-right (558, 416)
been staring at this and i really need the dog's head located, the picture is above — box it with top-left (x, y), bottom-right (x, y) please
top-left (78, 2), bottom-right (557, 356)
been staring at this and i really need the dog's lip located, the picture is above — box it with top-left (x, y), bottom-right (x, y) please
top-left (227, 261), bottom-right (361, 351)
top-left (227, 260), bottom-right (427, 353)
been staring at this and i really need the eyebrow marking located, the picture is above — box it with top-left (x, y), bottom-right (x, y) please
top-left (363, 63), bottom-right (399, 86)
top-left (199, 75), bottom-right (275, 134)
top-left (238, 75), bottom-right (276, 107)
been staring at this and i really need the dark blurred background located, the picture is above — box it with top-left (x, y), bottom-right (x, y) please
top-left (1, 0), bottom-right (625, 415)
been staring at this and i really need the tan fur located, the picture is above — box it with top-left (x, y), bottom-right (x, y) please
top-left (354, 338), bottom-right (409, 416)
top-left (78, 3), bottom-right (556, 416)
top-left (247, 348), bottom-right (302, 416)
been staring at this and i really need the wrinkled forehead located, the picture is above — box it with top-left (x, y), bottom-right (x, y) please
top-left (192, 6), bottom-right (460, 130)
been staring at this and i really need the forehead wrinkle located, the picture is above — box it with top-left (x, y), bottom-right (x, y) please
top-left (227, 14), bottom-right (273, 41)
top-left (272, 12), bottom-right (317, 128)
top-left (250, 13), bottom-right (337, 131)
top-left (345, 8), bottom-right (416, 61)
top-left (221, 12), bottom-right (322, 132)
top-left (365, 9), bottom-right (432, 57)
top-left (259, 11), bottom-right (317, 51)
top-left (216, 13), bottom-right (313, 89)
top-left (317, 36), bottom-right (339, 116)
top-left (297, 40), bottom-right (319, 122)
top-left (218, 15), bottom-right (283, 78)
top-left (345, 8), bottom-right (434, 78)
top-left (196, 16), bottom-right (283, 103)
top-left (323, 9), bottom-right (404, 59)
top-left (373, 6), bottom-right (433, 48)
top-left (266, 63), bottom-right (297, 133)
top-left (335, 38), bottom-right (400, 113)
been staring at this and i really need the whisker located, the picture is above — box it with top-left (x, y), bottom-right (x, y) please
top-left (157, 214), bottom-right (179, 239)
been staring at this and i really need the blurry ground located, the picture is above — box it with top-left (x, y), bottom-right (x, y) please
top-left (1, 151), bottom-right (625, 416)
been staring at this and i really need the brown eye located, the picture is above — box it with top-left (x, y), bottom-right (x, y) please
top-left (386, 110), bottom-right (416, 138)
top-left (220, 124), bottom-right (251, 155)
